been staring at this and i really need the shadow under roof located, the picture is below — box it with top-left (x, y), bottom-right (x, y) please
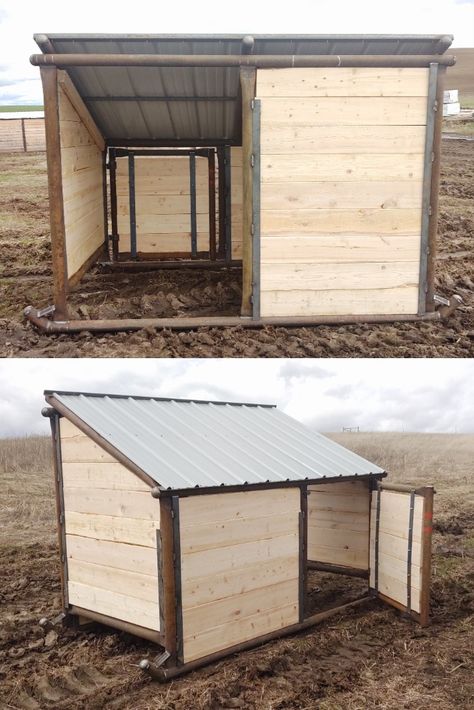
top-left (45, 390), bottom-right (385, 491)
top-left (34, 33), bottom-right (453, 144)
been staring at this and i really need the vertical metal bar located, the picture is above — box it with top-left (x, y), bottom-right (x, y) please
top-left (109, 148), bottom-right (119, 261)
top-left (299, 484), bottom-right (308, 623)
top-left (21, 118), bottom-right (27, 152)
top-left (128, 152), bottom-right (137, 260)
top-left (102, 149), bottom-right (108, 252)
top-left (189, 151), bottom-right (197, 258)
top-left (224, 145), bottom-right (232, 263)
top-left (156, 529), bottom-right (165, 633)
top-left (406, 491), bottom-right (416, 612)
top-left (418, 62), bottom-right (438, 315)
top-left (208, 149), bottom-right (217, 260)
top-left (171, 496), bottom-right (183, 664)
top-left (251, 99), bottom-right (261, 320)
top-left (419, 486), bottom-right (434, 626)
top-left (50, 414), bottom-right (69, 610)
top-left (240, 66), bottom-right (257, 316)
top-left (217, 147), bottom-right (226, 259)
top-left (374, 487), bottom-right (382, 592)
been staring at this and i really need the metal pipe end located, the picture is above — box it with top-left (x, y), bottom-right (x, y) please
top-left (438, 294), bottom-right (463, 318)
top-left (139, 659), bottom-right (150, 671)
top-left (24, 305), bottom-right (35, 316)
top-left (39, 617), bottom-right (49, 627)
top-left (151, 486), bottom-right (161, 499)
top-left (41, 407), bottom-right (55, 418)
top-left (242, 35), bottom-right (255, 54)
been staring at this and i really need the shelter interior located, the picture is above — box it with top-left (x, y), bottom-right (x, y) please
top-left (31, 33), bottom-right (454, 324)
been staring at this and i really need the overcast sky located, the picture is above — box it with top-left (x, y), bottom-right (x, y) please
top-left (0, 358), bottom-right (472, 438)
top-left (0, 0), bottom-right (473, 104)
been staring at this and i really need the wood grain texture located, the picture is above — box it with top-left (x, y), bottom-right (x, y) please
top-left (261, 235), bottom-right (421, 263)
top-left (257, 67), bottom-right (429, 98)
top-left (180, 488), bottom-right (300, 663)
top-left (261, 209), bottom-right (422, 236)
top-left (67, 581), bottom-right (159, 630)
top-left (231, 147), bottom-right (243, 259)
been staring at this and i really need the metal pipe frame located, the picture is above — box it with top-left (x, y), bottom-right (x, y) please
top-left (251, 99), bottom-right (261, 320)
top-left (24, 299), bottom-right (460, 334)
top-left (128, 153), bottom-right (137, 259)
top-left (30, 53), bottom-right (456, 68)
top-left (109, 148), bottom-right (119, 261)
top-left (224, 146), bottom-right (232, 262)
top-left (189, 151), bottom-right (198, 258)
top-left (69, 605), bottom-right (162, 644)
top-left (99, 259), bottom-right (241, 272)
top-left (307, 561), bottom-right (369, 579)
top-left (208, 149), bottom-right (217, 261)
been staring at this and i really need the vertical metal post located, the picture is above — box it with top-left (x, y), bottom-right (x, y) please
top-left (156, 529), bottom-right (165, 632)
top-left (419, 486), bottom-right (434, 626)
top-left (251, 99), bottom-right (261, 320)
top-left (109, 148), bottom-right (119, 261)
top-left (240, 66), bottom-right (257, 316)
top-left (128, 152), bottom-right (137, 260)
top-left (374, 487), bottom-right (381, 592)
top-left (418, 63), bottom-right (438, 315)
top-left (217, 147), bottom-right (226, 259)
top-left (189, 151), bottom-right (197, 258)
top-left (50, 414), bottom-right (69, 610)
top-left (406, 491), bottom-right (416, 612)
top-left (102, 149), bottom-right (108, 253)
top-left (299, 484), bottom-right (308, 623)
top-left (224, 146), bottom-right (232, 263)
top-left (171, 496), bottom-right (183, 664)
top-left (208, 149), bottom-right (217, 260)
top-left (21, 118), bottom-right (27, 152)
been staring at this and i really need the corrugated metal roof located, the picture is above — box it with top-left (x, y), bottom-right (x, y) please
top-left (46, 391), bottom-right (384, 490)
top-left (35, 33), bottom-right (453, 143)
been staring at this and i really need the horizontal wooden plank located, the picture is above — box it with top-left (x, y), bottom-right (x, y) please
top-left (261, 154), bottom-right (424, 183)
top-left (261, 234), bottom-right (421, 263)
top-left (68, 580), bottom-right (159, 630)
top-left (369, 570), bottom-right (420, 613)
top-left (261, 181), bottom-right (423, 210)
top-left (261, 262), bottom-right (419, 292)
top-left (66, 535), bottom-right (157, 576)
top-left (260, 125), bottom-right (427, 155)
top-left (179, 488), bottom-right (300, 527)
top-left (369, 529), bottom-right (422, 565)
top-left (260, 97), bottom-right (428, 126)
top-left (118, 232), bottom-right (209, 253)
top-left (68, 558), bottom-right (158, 603)
top-left (182, 554), bottom-right (299, 609)
top-left (183, 578), bottom-right (298, 637)
top-left (261, 209), bottom-right (422, 236)
top-left (116, 156), bottom-right (208, 178)
top-left (117, 193), bottom-right (209, 217)
top-left (65, 511), bottom-right (158, 547)
top-left (61, 422), bottom-right (116, 463)
top-left (61, 144), bottom-right (103, 177)
top-left (181, 533), bottom-right (298, 582)
top-left (257, 67), bottom-right (429, 98)
top-left (308, 515), bottom-right (369, 533)
top-left (307, 544), bottom-right (368, 569)
top-left (308, 527), bottom-right (368, 550)
top-left (308, 491), bottom-right (371, 515)
top-left (24, 120), bottom-right (45, 151)
top-left (183, 602), bottom-right (298, 663)
top-left (63, 487), bottom-right (158, 520)
top-left (369, 549), bottom-right (421, 590)
top-left (308, 481), bottom-right (369, 494)
top-left (61, 461), bottom-right (149, 492)
top-left (371, 491), bottom-right (423, 541)
top-left (180, 512), bottom-right (298, 554)
top-left (260, 285), bottom-right (419, 317)
top-left (117, 212), bottom-right (209, 234)
top-left (60, 121), bottom-right (96, 149)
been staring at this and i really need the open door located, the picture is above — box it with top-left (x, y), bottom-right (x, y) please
top-left (370, 482), bottom-right (434, 626)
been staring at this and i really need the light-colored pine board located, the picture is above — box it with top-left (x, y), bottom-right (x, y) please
top-left (369, 569), bottom-right (421, 613)
top-left (59, 121), bottom-right (96, 149)
top-left (369, 529), bottom-right (422, 566)
top-left (65, 511), bottom-right (158, 547)
top-left (261, 261), bottom-right (419, 292)
top-left (260, 286), bottom-right (419, 317)
top-left (63, 487), bottom-right (158, 520)
top-left (68, 558), bottom-right (158, 603)
top-left (307, 544), bottom-right (368, 569)
top-left (183, 578), bottom-right (298, 638)
top-left (61, 461), bottom-right (149, 492)
top-left (68, 580), bottom-right (159, 630)
top-left (308, 515), bottom-right (369, 533)
top-left (182, 554), bottom-right (299, 609)
top-left (261, 209), bottom-right (422, 236)
top-left (60, 421), bottom-right (116, 463)
top-left (24, 119), bottom-right (45, 151)
top-left (257, 67), bottom-right (429, 98)
top-left (117, 193), bottom-right (209, 217)
top-left (260, 97), bottom-right (428, 126)
top-left (115, 156), bottom-right (208, 178)
top-left (308, 481), bottom-right (369, 494)
top-left (183, 602), bottom-right (298, 662)
top-left (369, 549), bottom-right (421, 590)
top-left (66, 535), bottom-right (157, 576)
top-left (180, 488), bottom-right (300, 527)
top-left (180, 512), bottom-right (298, 554)
top-left (0, 120), bottom-right (24, 152)
top-left (61, 144), bottom-right (104, 177)
top-left (261, 153), bottom-right (424, 183)
top-left (118, 232), bottom-right (209, 253)
top-left (261, 181), bottom-right (423, 211)
top-left (260, 124), bottom-right (427, 155)
top-left (117, 212), bottom-right (209, 234)
top-left (261, 234), bottom-right (421, 263)
top-left (308, 493), bottom-right (371, 515)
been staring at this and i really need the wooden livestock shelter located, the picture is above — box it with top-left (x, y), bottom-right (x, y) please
top-left (0, 113), bottom-right (45, 153)
top-left (26, 33), bottom-right (461, 333)
top-left (43, 391), bottom-right (435, 680)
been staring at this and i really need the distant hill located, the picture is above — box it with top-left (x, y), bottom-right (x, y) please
top-left (446, 48), bottom-right (474, 107)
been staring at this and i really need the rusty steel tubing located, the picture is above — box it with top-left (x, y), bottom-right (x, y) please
top-left (24, 301), bottom-right (463, 334)
top-left (30, 53), bottom-right (456, 68)
top-left (144, 595), bottom-right (374, 682)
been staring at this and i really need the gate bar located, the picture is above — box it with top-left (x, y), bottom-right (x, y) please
top-left (189, 152), bottom-right (197, 258)
top-left (128, 153), bottom-right (137, 259)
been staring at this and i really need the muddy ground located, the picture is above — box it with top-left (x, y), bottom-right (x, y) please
top-left (0, 137), bottom-right (473, 357)
top-left (0, 433), bottom-right (473, 709)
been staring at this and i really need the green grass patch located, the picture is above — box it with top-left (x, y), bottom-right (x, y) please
top-left (0, 105), bottom-right (43, 113)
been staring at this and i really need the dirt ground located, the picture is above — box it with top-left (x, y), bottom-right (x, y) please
top-left (0, 136), bottom-right (473, 358)
top-left (0, 433), bottom-right (473, 710)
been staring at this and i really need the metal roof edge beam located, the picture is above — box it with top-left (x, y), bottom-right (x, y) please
top-left (30, 53), bottom-right (457, 68)
top-left (34, 33), bottom-right (55, 53)
top-left (57, 70), bottom-right (105, 151)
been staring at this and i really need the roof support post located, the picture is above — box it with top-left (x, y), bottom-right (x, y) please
top-left (240, 66), bottom-right (256, 316)
top-left (109, 148), bottom-right (119, 261)
top-left (189, 151), bottom-right (198, 258)
top-left (159, 496), bottom-right (183, 662)
top-left (208, 149), bottom-right (217, 260)
top-left (49, 412), bottom-right (69, 612)
top-left (128, 153), bottom-right (137, 260)
top-left (40, 65), bottom-right (68, 320)
top-left (299, 484), bottom-right (308, 623)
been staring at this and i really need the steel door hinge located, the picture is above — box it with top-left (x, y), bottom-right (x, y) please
top-left (250, 154), bottom-right (255, 168)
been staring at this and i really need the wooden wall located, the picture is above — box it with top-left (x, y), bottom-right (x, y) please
top-left (116, 156), bottom-right (209, 255)
top-left (60, 420), bottom-right (160, 631)
top-left (179, 488), bottom-right (300, 662)
top-left (230, 147), bottom-right (243, 259)
top-left (0, 118), bottom-right (46, 153)
top-left (256, 67), bottom-right (429, 317)
top-left (307, 480), bottom-right (370, 570)
top-left (58, 85), bottom-right (104, 282)
top-left (369, 489), bottom-right (423, 613)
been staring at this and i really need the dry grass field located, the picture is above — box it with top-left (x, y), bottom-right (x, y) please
top-left (0, 433), bottom-right (473, 709)
top-left (446, 48), bottom-right (474, 107)
top-left (0, 133), bottom-right (473, 358)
